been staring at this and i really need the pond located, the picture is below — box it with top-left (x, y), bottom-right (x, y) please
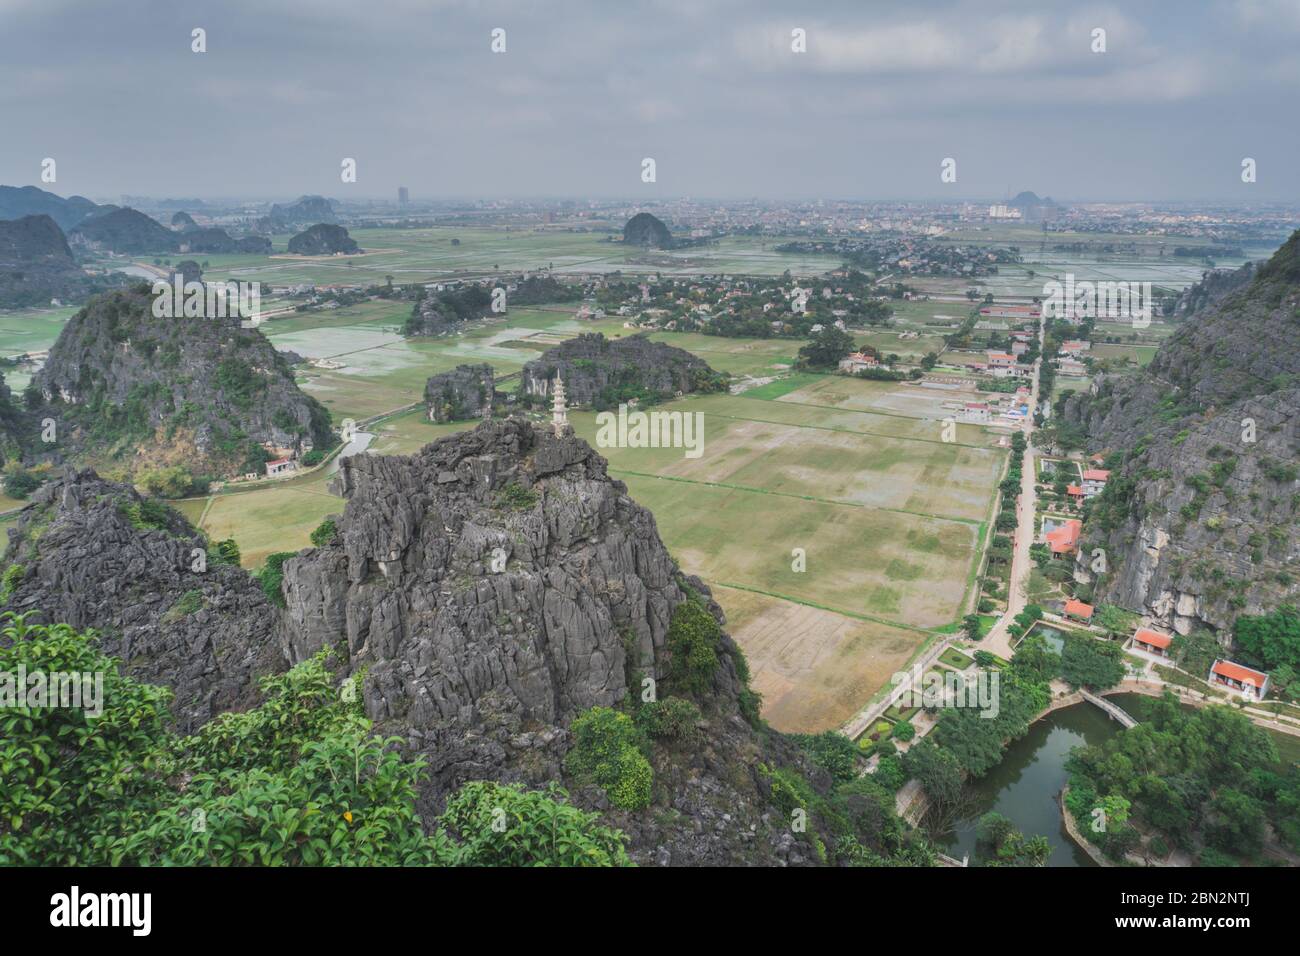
top-left (928, 702), bottom-right (1122, 866)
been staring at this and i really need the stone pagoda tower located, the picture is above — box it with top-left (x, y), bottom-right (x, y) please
top-left (551, 374), bottom-right (571, 435)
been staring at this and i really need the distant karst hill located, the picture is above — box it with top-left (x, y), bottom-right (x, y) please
top-left (1061, 230), bottom-right (1300, 635)
top-left (0, 185), bottom-right (101, 231)
top-left (264, 195), bottom-right (338, 229)
top-left (179, 227), bottom-right (272, 255)
top-left (520, 332), bottom-right (727, 409)
top-left (33, 286), bottom-right (333, 478)
top-left (0, 214), bottom-right (116, 308)
top-left (287, 223), bottom-right (359, 256)
top-left (69, 207), bottom-right (179, 254)
top-left (623, 212), bottom-right (673, 249)
top-left (402, 275), bottom-right (578, 337)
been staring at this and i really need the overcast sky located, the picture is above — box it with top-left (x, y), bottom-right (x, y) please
top-left (2, 0), bottom-right (1298, 203)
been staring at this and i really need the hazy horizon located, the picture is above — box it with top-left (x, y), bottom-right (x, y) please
top-left (3, 0), bottom-right (1298, 202)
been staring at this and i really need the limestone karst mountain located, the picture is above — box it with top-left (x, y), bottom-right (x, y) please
top-left (33, 286), bottom-right (332, 477)
top-left (519, 332), bottom-right (728, 408)
top-left (1063, 230), bottom-right (1300, 635)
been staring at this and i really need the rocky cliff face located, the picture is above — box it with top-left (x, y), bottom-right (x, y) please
top-left (0, 470), bottom-right (285, 731)
top-left (520, 332), bottom-right (726, 407)
top-left (0, 214), bottom-right (110, 308)
top-left (287, 223), bottom-right (359, 256)
top-left (1063, 231), bottom-right (1300, 635)
top-left (0, 424), bottom-right (838, 864)
top-left (69, 207), bottom-right (178, 254)
top-left (424, 364), bottom-right (495, 422)
top-left (34, 287), bottom-right (333, 477)
top-left (1163, 261), bottom-right (1256, 319)
top-left (279, 419), bottom-right (818, 863)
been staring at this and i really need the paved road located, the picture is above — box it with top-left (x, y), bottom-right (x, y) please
top-left (983, 313), bottom-right (1047, 661)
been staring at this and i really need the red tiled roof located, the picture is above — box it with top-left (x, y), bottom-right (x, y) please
top-left (1067, 484), bottom-right (1084, 496)
top-left (1082, 469), bottom-right (1110, 481)
top-left (1045, 519), bottom-right (1082, 553)
top-left (1064, 599), bottom-right (1094, 619)
top-left (1211, 660), bottom-right (1268, 686)
top-left (1133, 628), bottom-right (1172, 650)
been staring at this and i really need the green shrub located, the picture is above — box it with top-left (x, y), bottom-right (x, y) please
top-left (665, 598), bottom-right (721, 696)
top-left (161, 589), bottom-right (204, 623)
top-left (255, 552), bottom-right (296, 607)
top-left (0, 564), bottom-right (25, 603)
top-left (0, 614), bottom-right (633, 867)
top-left (3, 469), bottom-right (42, 500)
top-left (637, 697), bottom-right (700, 741)
top-left (310, 518), bottom-right (339, 547)
top-left (564, 707), bottom-right (653, 810)
top-left (497, 482), bottom-right (538, 510)
top-left (208, 538), bottom-right (241, 567)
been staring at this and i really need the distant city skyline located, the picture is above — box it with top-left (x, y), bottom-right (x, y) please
top-left (2, 0), bottom-right (1298, 202)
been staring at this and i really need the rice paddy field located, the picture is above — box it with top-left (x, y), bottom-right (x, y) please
top-left (7, 223), bottom-right (1248, 733)
top-left (131, 291), bottom-right (1008, 731)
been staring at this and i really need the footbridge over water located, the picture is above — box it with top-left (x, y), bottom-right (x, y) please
top-left (1082, 689), bottom-right (1138, 728)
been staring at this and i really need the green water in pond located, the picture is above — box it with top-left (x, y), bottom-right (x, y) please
top-left (929, 702), bottom-right (1121, 866)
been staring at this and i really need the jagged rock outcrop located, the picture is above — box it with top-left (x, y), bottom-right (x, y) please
top-left (68, 207), bottom-right (179, 254)
top-left (1164, 261), bottom-right (1256, 318)
top-left (34, 286), bottom-right (333, 477)
top-left (0, 470), bottom-right (285, 731)
top-left (1063, 231), bottom-right (1300, 634)
top-left (623, 212), bottom-right (673, 249)
top-left (520, 332), bottom-right (727, 407)
top-left (280, 419), bottom-right (821, 863)
top-left (0, 424), bottom-right (848, 864)
top-left (424, 364), bottom-right (495, 422)
top-left (171, 211), bottom-right (198, 231)
top-left (287, 223), bottom-right (359, 256)
top-left (0, 185), bottom-right (100, 231)
top-left (0, 214), bottom-right (110, 308)
top-left (403, 284), bottom-right (493, 336)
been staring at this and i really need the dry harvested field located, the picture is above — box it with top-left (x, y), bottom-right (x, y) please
top-left (717, 587), bottom-right (924, 732)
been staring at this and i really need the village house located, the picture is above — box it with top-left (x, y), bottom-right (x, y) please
top-left (266, 457), bottom-right (298, 477)
top-left (1011, 340), bottom-right (1029, 356)
top-left (1209, 660), bottom-right (1270, 700)
top-left (1044, 517), bottom-right (1082, 556)
top-left (1063, 599), bottom-right (1094, 623)
top-left (838, 351), bottom-right (878, 374)
top-left (1067, 484), bottom-right (1085, 504)
top-left (1131, 627), bottom-right (1173, 658)
top-left (1081, 468), bottom-right (1110, 497)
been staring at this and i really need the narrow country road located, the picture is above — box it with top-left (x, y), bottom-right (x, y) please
top-left (982, 311), bottom-right (1047, 661)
